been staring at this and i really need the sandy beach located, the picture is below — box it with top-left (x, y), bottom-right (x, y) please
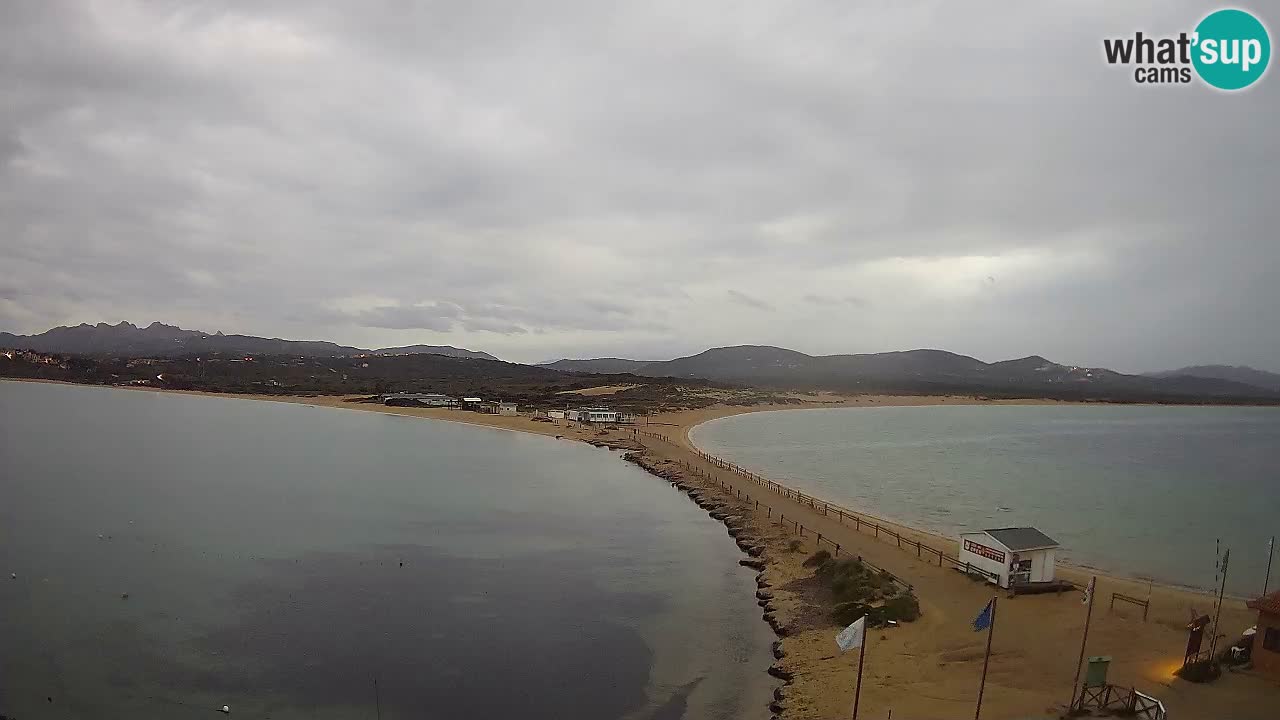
top-left (10, 380), bottom-right (1277, 718)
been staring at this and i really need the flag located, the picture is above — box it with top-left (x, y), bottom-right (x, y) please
top-left (973, 599), bottom-right (994, 632)
top-left (836, 616), bottom-right (866, 652)
top-left (1082, 576), bottom-right (1095, 606)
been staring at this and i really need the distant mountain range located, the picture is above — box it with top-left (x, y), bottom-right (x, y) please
top-left (540, 357), bottom-right (657, 374)
top-left (6, 322), bottom-right (1278, 402)
top-left (1145, 364), bottom-right (1280, 392)
top-left (543, 345), bottom-right (1280, 400)
top-left (0, 322), bottom-right (496, 361)
top-left (372, 344), bottom-right (498, 361)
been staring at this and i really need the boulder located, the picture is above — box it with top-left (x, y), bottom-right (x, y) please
top-left (767, 663), bottom-right (794, 682)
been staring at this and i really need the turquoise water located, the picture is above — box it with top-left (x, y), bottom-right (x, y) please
top-left (691, 404), bottom-right (1280, 596)
top-left (0, 381), bottom-right (773, 720)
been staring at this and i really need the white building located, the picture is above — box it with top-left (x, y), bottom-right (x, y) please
top-left (958, 527), bottom-right (1059, 589)
top-left (567, 407), bottom-right (620, 423)
top-left (498, 402), bottom-right (518, 416)
top-left (546, 410), bottom-right (566, 419)
top-left (382, 393), bottom-right (458, 407)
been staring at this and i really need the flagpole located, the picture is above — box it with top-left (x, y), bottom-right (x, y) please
top-left (853, 627), bottom-right (867, 720)
top-left (1208, 549), bottom-right (1230, 663)
top-left (1264, 536), bottom-right (1274, 596)
top-left (975, 596), bottom-right (997, 720)
top-left (1069, 576), bottom-right (1097, 711)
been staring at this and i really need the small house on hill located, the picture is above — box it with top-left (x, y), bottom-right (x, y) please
top-left (1247, 591), bottom-right (1280, 678)
top-left (958, 527), bottom-right (1060, 590)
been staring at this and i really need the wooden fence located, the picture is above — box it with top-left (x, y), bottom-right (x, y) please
top-left (632, 429), bottom-right (1011, 586)
top-left (667, 455), bottom-right (914, 589)
top-left (1073, 684), bottom-right (1167, 719)
top-left (1111, 592), bottom-right (1151, 621)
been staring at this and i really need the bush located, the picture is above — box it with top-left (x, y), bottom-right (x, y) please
top-left (831, 558), bottom-right (865, 577)
top-left (818, 555), bottom-right (921, 626)
top-left (882, 593), bottom-right (921, 622)
top-left (802, 549), bottom-right (832, 568)
top-left (832, 601), bottom-right (872, 627)
top-left (832, 592), bottom-right (921, 627)
top-left (787, 539), bottom-right (804, 553)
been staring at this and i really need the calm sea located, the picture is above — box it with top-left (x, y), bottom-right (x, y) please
top-left (0, 381), bottom-right (773, 720)
top-left (691, 404), bottom-right (1280, 596)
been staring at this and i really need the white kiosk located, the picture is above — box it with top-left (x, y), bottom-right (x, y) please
top-left (958, 527), bottom-right (1059, 590)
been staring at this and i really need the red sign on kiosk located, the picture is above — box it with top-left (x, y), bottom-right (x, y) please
top-left (964, 539), bottom-right (1006, 564)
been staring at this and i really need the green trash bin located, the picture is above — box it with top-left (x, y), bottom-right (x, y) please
top-left (1084, 656), bottom-right (1112, 688)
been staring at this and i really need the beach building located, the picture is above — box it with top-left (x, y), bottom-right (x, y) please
top-left (382, 393), bottom-right (457, 407)
top-left (498, 402), bottom-right (518, 416)
top-left (958, 527), bottom-right (1059, 590)
top-left (1246, 591), bottom-right (1280, 678)
top-left (567, 407), bottom-right (621, 423)
top-left (546, 410), bottom-right (566, 419)
top-left (461, 397), bottom-right (483, 410)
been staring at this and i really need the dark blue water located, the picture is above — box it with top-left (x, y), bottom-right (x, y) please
top-left (692, 404), bottom-right (1280, 596)
top-left (0, 381), bottom-right (773, 720)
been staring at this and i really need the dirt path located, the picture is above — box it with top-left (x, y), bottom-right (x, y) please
top-left (622, 414), bottom-right (1276, 719)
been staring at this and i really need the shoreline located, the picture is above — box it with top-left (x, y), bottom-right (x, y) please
top-left (678, 405), bottom-right (1250, 600)
top-left (3, 378), bottom-right (1253, 599)
top-left (5, 379), bottom-right (1277, 718)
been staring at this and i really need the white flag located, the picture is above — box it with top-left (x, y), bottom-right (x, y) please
top-left (1082, 576), bottom-right (1095, 606)
top-left (836, 616), bottom-right (866, 652)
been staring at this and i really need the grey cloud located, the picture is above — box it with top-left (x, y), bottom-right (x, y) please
top-left (728, 290), bottom-right (774, 311)
top-left (463, 318), bottom-right (528, 335)
top-left (803, 294), bottom-right (868, 308)
top-left (0, 1), bottom-right (1276, 370)
top-left (355, 303), bottom-right (462, 331)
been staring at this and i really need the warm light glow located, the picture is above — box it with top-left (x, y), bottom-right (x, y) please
top-left (1149, 658), bottom-right (1184, 680)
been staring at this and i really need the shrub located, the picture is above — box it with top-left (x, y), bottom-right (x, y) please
top-left (802, 549), bottom-right (832, 568)
top-left (787, 539), bottom-right (804, 552)
top-left (832, 601), bottom-right (872, 627)
top-left (882, 593), bottom-right (921, 622)
top-left (829, 559), bottom-right (876, 603)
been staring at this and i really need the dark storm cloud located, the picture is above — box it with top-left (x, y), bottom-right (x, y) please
top-left (0, 1), bottom-right (1276, 369)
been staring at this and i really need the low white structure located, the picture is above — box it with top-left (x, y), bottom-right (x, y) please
top-left (546, 410), bottom-right (566, 419)
top-left (382, 393), bottom-right (457, 407)
top-left (958, 527), bottom-right (1059, 589)
top-left (498, 402), bottom-right (518, 416)
top-left (567, 407), bottom-right (620, 423)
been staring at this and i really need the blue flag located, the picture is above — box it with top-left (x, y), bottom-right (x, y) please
top-left (973, 598), bottom-right (994, 632)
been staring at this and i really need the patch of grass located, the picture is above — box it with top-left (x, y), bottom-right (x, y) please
top-left (812, 556), bottom-right (921, 626)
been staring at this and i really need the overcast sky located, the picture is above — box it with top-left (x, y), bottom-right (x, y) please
top-left (2, 1), bottom-right (1276, 370)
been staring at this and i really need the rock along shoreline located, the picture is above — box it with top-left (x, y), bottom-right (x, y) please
top-left (622, 447), bottom-right (796, 720)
